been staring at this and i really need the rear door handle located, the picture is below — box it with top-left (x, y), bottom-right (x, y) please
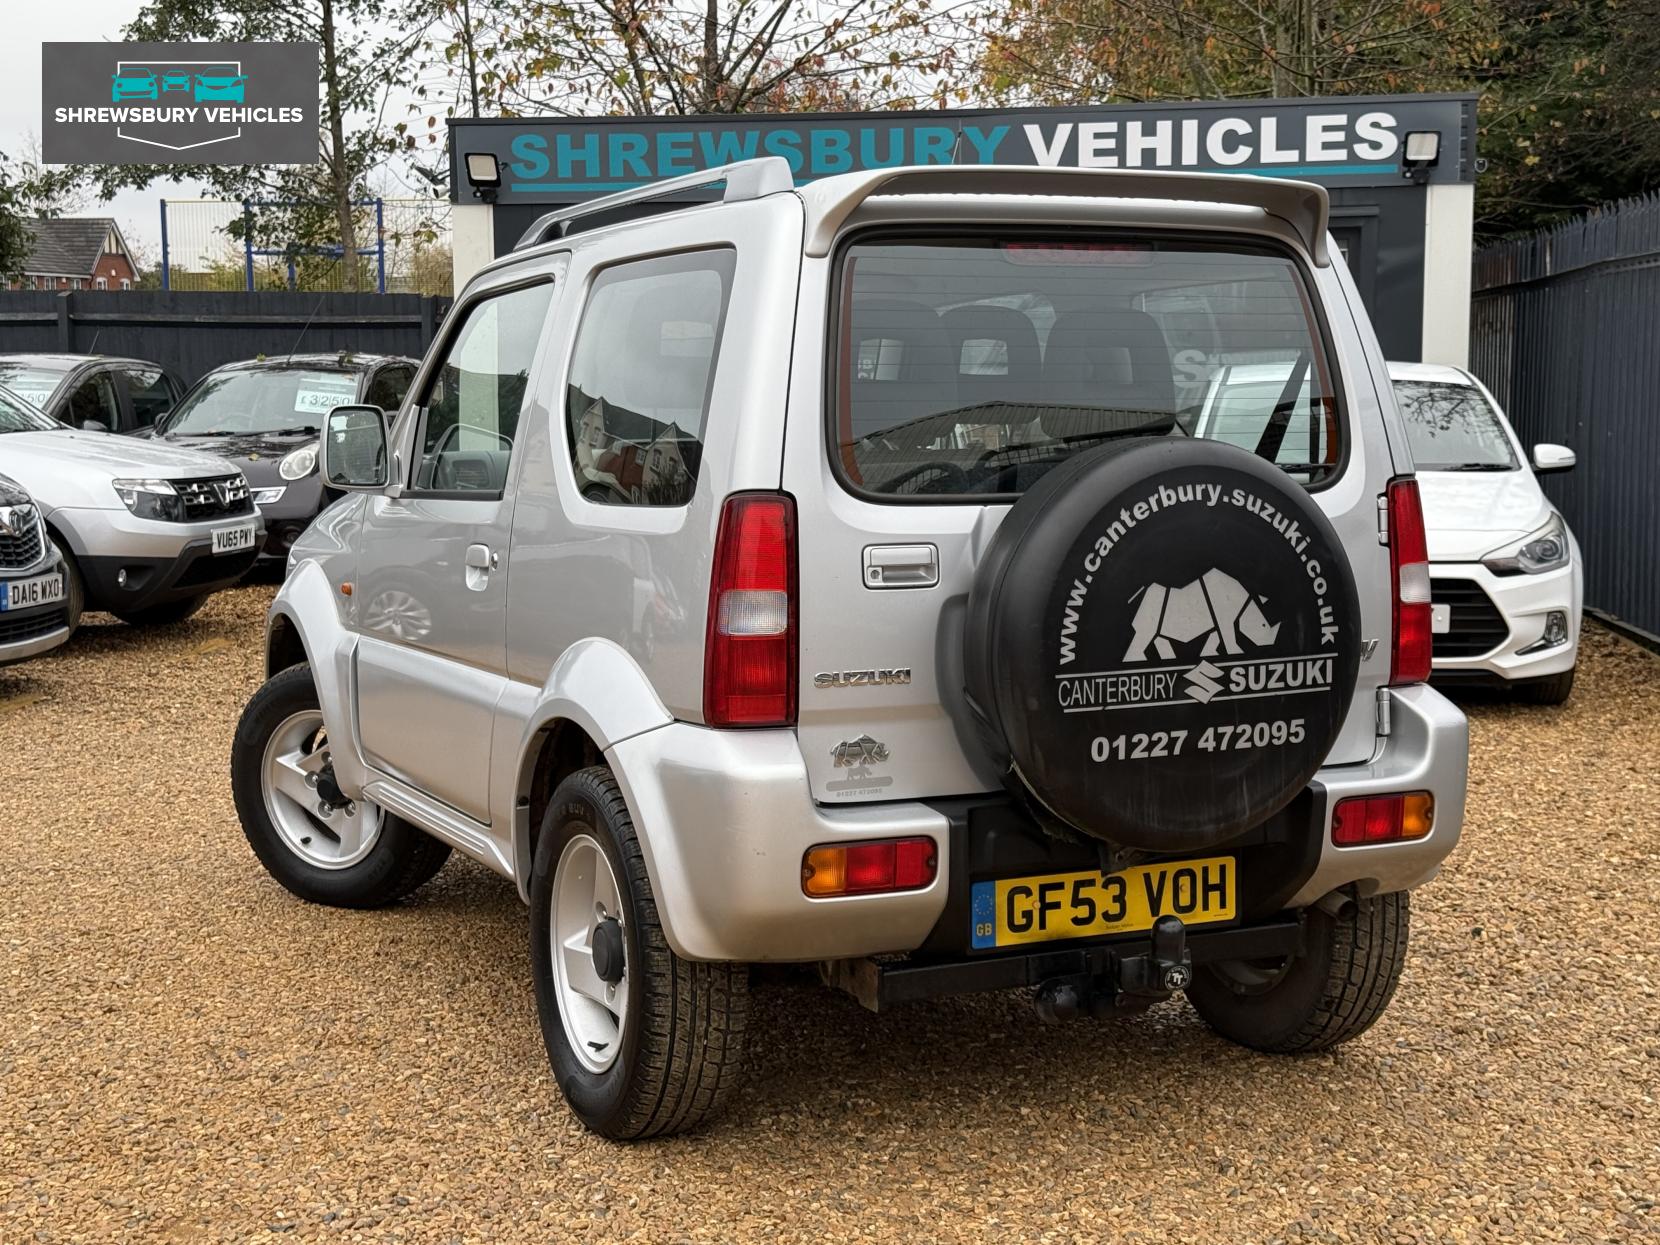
top-left (863, 543), bottom-right (939, 589)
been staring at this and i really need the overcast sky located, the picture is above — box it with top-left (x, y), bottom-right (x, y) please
top-left (3, 1), bottom-right (431, 264)
top-left (2, 2), bottom-right (173, 254)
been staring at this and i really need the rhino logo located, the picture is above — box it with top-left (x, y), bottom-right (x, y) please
top-left (1124, 569), bottom-right (1281, 662)
top-left (830, 734), bottom-right (889, 768)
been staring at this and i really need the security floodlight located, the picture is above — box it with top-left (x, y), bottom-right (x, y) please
top-left (1402, 131), bottom-right (1441, 184)
top-left (464, 151), bottom-right (501, 202)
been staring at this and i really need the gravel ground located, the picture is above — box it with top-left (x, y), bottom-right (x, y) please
top-left (2, 587), bottom-right (1657, 1244)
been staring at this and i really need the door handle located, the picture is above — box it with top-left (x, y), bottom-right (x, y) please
top-left (863, 543), bottom-right (939, 589)
top-left (464, 543), bottom-right (498, 591)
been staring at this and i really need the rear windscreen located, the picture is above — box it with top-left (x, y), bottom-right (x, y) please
top-left (833, 236), bottom-right (1341, 498)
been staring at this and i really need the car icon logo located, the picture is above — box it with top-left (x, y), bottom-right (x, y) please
top-left (192, 73), bottom-right (248, 104)
top-left (110, 67), bottom-right (159, 103)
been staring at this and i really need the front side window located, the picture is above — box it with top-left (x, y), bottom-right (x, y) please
top-left (1392, 379), bottom-right (1519, 471)
top-left (834, 236), bottom-right (1340, 498)
top-left (412, 281), bottom-right (555, 494)
top-left (565, 249), bottom-right (734, 507)
top-left (365, 365), bottom-right (415, 414)
top-left (163, 368), bottom-right (358, 436)
top-left (124, 367), bottom-right (175, 426)
top-left (67, 372), bottom-right (121, 430)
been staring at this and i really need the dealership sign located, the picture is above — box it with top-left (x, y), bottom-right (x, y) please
top-left (42, 42), bottom-right (318, 164)
top-left (449, 95), bottom-right (1474, 204)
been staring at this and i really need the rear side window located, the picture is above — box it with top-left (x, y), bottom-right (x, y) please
top-left (565, 249), bottom-right (734, 507)
top-left (833, 236), bottom-right (1340, 498)
top-left (123, 367), bottom-right (174, 427)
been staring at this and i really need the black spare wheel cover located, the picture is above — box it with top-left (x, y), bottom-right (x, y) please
top-left (964, 438), bottom-right (1360, 852)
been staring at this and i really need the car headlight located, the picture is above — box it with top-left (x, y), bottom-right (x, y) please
top-left (1482, 513), bottom-right (1570, 575)
top-left (111, 478), bottom-right (184, 522)
top-left (278, 443), bottom-right (319, 481)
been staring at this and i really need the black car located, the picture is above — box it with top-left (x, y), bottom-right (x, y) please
top-left (143, 353), bottom-right (419, 560)
top-left (0, 472), bottom-right (70, 667)
top-left (0, 353), bottom-right (185, 434)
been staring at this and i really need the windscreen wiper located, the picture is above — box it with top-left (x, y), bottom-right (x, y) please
top-left (1438, 463), bottom-right (1513, 472)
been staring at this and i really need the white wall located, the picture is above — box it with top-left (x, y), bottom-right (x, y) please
top-left (451, 203), bottom-right (495, 293)
top-left (1421, 181), bottom-right (1474, 367)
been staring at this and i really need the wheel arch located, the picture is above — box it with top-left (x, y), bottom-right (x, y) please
top-left (264, 560), bottom-right (368, 798)
top-left (508, 638), bottom-right (674, 899)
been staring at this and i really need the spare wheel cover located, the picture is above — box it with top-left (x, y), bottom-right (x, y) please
top-left (965, 438), bottom-right (1361, 852)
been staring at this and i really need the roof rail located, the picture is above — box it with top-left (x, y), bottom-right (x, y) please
top-left (798, 165), bottom-right (1331, 265)
top-left (513, 156), bottom-right (794, 250)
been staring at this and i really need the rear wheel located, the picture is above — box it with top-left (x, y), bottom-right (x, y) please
top-left (1517, 666), bottom-right (1574, 705)
top-left (113, 594), bottom-right (207, 627)
top-left (1186, 890), bottom-right (1409, 1052)
top-left (230, 664), bottom-right (450, 907)
top-left (530, 766), bottom-right (749, 1139)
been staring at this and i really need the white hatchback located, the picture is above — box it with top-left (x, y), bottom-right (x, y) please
top-left (1387, 362), bottom-right (1581, 703)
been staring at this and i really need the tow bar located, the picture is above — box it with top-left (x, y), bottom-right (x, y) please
top-left (1034, 915), bottom-right (1194, 1022)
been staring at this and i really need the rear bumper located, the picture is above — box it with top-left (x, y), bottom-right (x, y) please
top-left (608, 683), bottom-right (1468, 964)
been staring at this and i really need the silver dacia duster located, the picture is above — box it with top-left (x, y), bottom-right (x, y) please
top-left (231, 159), bottom-right (1469, 1140)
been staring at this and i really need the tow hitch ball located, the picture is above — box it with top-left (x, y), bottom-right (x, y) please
top-left (1033, 915), bottom-right (1194, 1024)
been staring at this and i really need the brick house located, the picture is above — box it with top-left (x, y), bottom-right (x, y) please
top-left (4, 218), bottom-right (138, 291)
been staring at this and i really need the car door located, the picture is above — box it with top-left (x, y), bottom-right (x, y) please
top-left (352, 276), bottom-right (560, 824)
top-left (61, 368), bottom-right (123, 431)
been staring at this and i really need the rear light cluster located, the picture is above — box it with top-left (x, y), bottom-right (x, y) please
top-left (802, 837), bottom-right (938, 897)
top-left (703, 493), bottom-right (798, 727)
top-left (1331, 792), bottom-right (1434, 846)
top-left (1387, 477), bottom-right (1433, 685)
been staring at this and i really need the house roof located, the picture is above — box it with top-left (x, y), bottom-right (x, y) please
top-left (21, 218), bottom-right (131, 278)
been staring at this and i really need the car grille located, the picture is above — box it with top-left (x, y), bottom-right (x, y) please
top-left (0, 605), bottom-right (65, 645)
top-left (0, 513), bottom-right (44, 570)
top-left (175, 475), bottom-right (254, 521)
top-left (1432, 578), bottom-right (1510, 658)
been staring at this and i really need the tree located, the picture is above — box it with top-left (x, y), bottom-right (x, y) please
top-left (418, 0), bottom-right (984, 119)
top-left (980, 0), bottom-right (1488, 103)
top-left (0, 153), bottom-right (78, 283)
top-left (93, 0), bottom-right (440, 291)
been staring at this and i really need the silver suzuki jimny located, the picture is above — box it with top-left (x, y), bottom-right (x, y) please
top-left (232, 159), bottom-right (1468, 1139)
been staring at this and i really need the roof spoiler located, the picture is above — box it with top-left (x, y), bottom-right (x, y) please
top-left (798, 165), bottom-right (1330, 265)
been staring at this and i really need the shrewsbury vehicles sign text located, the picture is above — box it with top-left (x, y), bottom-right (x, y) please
top-left (449, 95), bottom-right (1472, 203)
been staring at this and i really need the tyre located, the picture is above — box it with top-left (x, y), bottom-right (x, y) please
top-left (113, 594), bottom-right (207, 627)
top-left (530, 766), bottom-right (748, 1140)
top-left (50, 537), bottom-right (84, 634)
top-left (230, 663), bottom-right (450, 908)
top-left (963, 438), bottom-right (1361, 852)
top-left (1517, 666), bottom-right (1574, 705)
top-left (1186, 890), bottom-right (1409, 1053)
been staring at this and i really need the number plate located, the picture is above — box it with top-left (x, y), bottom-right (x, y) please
top-left (0, 571), bottom-right (66, 612)
top-left (970, 856), bottom-right (1235, 950)
top-left (1431, 603), bottom-right (1451, 634)
top-left (212, 521), bottom-right (257, 555)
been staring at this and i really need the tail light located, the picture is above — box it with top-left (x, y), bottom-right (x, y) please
top-left (1331, 792), bottom-right (1434, 845)
top-left (802, 838), bottom-right (938, 896)
top-left (703, 492), bottom-right (797, 727)
top-left (1387, 477), bottom-right (1433, 685)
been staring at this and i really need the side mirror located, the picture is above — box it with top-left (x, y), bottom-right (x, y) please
top-left (79, 418), bottom-right (110, 434)
top-left (1532, 443), bottom-right (1576, 473)
top-left (321, 404), bottom-right (390, 491)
